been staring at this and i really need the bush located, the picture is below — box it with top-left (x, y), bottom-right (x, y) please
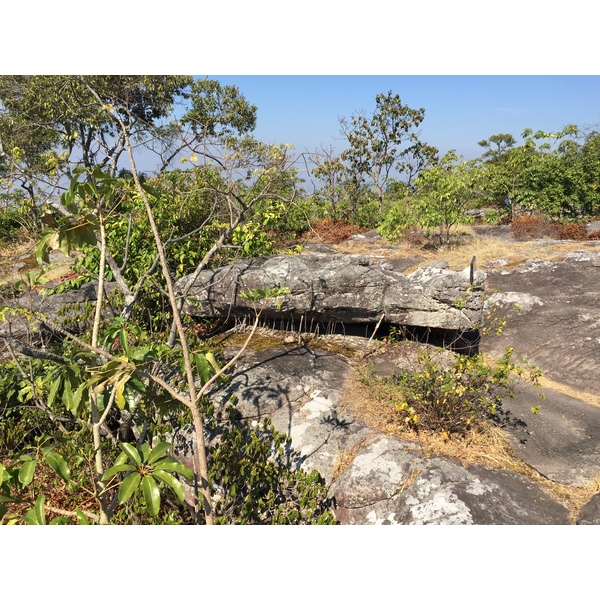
top-left (556, 222), bottom-right (588, 240)
top-left (387, 347), bottom-right (542, 437)
top-left (0, 207), bottom-right (26, 243)
top-left (208, 405), bottom-right (337, 524)
top-left (377, 202), bottom-right (415, 241)
top-left (510, 215), bottom-right (558, 240)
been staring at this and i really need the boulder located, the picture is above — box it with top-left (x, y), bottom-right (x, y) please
top-left (176, 254), bottom-right (486, 331)
top-left (0, 281), bottom-right (118, 349)
top-left (329, 437), bottom-right (570, 525)
top-left (577, 493), bottom-right (600, 524)
top-left (586, 220), bottom-right (600, 234)
top-left (481, 253), bottom-right (600, 396)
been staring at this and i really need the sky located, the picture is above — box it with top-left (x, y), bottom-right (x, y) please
top-left (199, 75), bottom-right (600, 161)
top-left (6, 2), bottom-right (600, 171)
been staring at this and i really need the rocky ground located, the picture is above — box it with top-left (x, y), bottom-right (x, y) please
top-left (4, 225), bottom-right (600, 524)
top-left (202, 225), bottom-right (600, 524)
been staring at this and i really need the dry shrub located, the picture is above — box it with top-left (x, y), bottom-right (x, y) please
top-left (302, 219), bottom-right (369, 244)
top-left (587, 230), bottom-right (600, 240)
top-left (556, 222), bottom-right (588, 240)
top-left (510, 215), bottom-right (558, 240)
top-left (340, 362), bottom-right (599, 522)
top-left (403, 228), bottom-right (429, 248)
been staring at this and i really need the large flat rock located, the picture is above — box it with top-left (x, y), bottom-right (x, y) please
top-left (329, 437), bottom-right (570, 525)
top-left (182, 342), bottom-right (575, 524)
top-left (176, 253), bottom-right (486, 331)
top-left (481, 251), bottom-right (600, 396)
top-left (501, 382), bottom-right (600, 486)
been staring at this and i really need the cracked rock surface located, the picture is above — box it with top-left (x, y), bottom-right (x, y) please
top-left (194, 343), bottom-right (582, 525)
top-left (176, 253), bottom-right (486, 330)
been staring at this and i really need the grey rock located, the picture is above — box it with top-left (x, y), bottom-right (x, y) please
top-left (500, 383), bottom-right (600, 487)
top-left (481, 254), bottom-right (600, 397)
top-left (586, 220), bottom-right (600, 234)
top-left (172, 342), bottom-right (576, 525)
top-left (329, 437), bottom-right (570, 525)
top-left (485, 291), bottom-right (544, 314)
top-left (348, 229), bottom-right (382, 243)
top-left (1, 281), bottom-right (118, 347)
top-left (300, 243), bottom-right (338, 255)
top-left (209, 346), bottom-right (373, 480)
top-left (465, 208), bottom-right (498, 219)
top-left (577, 493), bottom-right (600, 524)
top-left (176, 254), bottom-right (486, 331)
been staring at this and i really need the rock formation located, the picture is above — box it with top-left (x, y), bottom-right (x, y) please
top-left (176, 253), bottom-right (486, 331)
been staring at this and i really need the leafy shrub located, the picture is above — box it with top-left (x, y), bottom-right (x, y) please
top-left (208, 404), bottom-right (337, 524)
top-left (387, 347), bottom-right (542, 437)
top-left (377, 202), bottom-right (415, 241)
top-left (0, 206), bottom-right (26, 243)
top-left (482, 208), bottom-right (506, 225)
top-left (0, 346), bottom-right (338, 525)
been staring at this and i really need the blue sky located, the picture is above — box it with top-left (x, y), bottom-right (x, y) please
top-left (204, 75), bottom-right (600, 161)
top-left (8, 2), bottom-right (599, 167)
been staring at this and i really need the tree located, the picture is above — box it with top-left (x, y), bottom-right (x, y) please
top-left (532, 129), bottom-right (600, 219)
top-left (377, 150), bottom-right (479, 244)
top-left (414, 151), bottom-right (479, 244)
top-left (476, 125), bottom-right (582, 219)
top-left (339, 91), bottom-right (427, 213)
top-left (477, 133), bottom-right (516, 163)
top-left (0, 76), bottom-right (258, 231)
top-left (0, 76), bottom-right (329, 525)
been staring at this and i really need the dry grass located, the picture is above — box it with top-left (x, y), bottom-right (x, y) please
top-left (338, 366), bottom-right (600, 522)
top-left (536, 375), bottom-right (600, 408)
top-left (332, 225), bottom-right (600, 274)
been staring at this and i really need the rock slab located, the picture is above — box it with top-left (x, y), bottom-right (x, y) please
top-left (176, 254), bottom-right (486, 331)
top-left (179, 343), bottom-right (576, 525)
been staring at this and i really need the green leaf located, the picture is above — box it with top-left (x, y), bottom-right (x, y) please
top-left (152, 470), bottom-right (186, 504)
top-left (115, 376), bottom-right (128, 410)
top-left (45, 451), bottom-right (71, 482)
top-left (75, 509), bottom-right (89, 525)
top-left (147, 441), bottom-right (172, 465)
top-left (0, 493), bottom-right (22, 503)
top-left (47, 376), bottom-right (61, 408)
top-left (102, 463), bottom-right (135, 480)
top-left (205, 351), bottom-right (220, 373)
top-left (18, 459), bottom-right (37, 486)
top-left (119, 442), bottom-right (142, 466)
top-left (152, 457), bottom-right (194, 480)
top-left (23, 494), bottom-right (46, 525)
top-left (70, 382), bottom-right (86, 416)
top-left (112, 451), bottom-right (129, 467)
top-left (141, 475), bottom-right (161, 517)
top-left (59, 230), bottom-right (71, 257)
top-left (118, 472), bottom-right (141, 503)
top-left (119, 328), bottom-right (129, 356)
top-left (138, 442), bottom-right (151, 463)
top-left (194, 353), bottom-right (212, 385)
top-left (62, 377), bottom-right (73, 411)
top-left (50, 516), bottom-right (72, 525)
